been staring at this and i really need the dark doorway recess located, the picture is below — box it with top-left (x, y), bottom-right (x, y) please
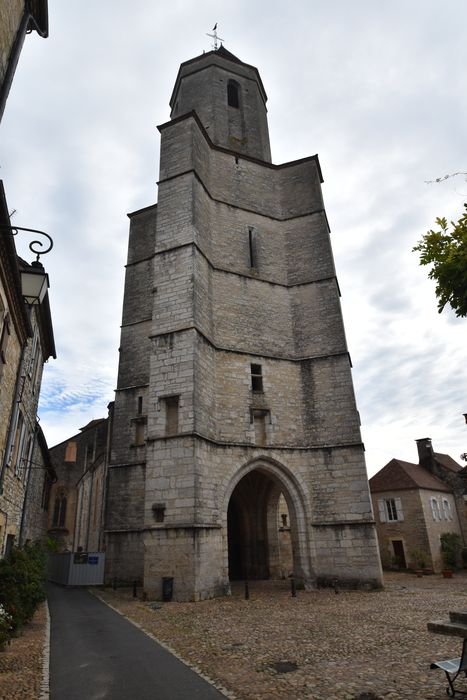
top-left (392, 539), bottom-right (406, 568)
top-left (227, 469), bottom-right (293, 581)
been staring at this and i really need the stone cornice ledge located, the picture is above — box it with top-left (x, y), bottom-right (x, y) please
top-left (146, 430), bottom-right (364, 453)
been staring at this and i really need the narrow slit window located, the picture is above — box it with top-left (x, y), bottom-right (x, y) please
top-left (248, 227), bottom-right (257, 269)
top-left (227, 80), bottom-right (240, 108)
top-left (137, 396), bottom-right (143, 415)
top-left (251, 364), bottom-right (263, 392)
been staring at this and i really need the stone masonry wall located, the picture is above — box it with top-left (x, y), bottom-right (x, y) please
top-left (372, 489), bottom-right (429, 569)
top-left (0, 1), bottom-right (24, 91)
top-left (372, 488), bottom-right (462, 572)
top-left (140, 436), bottom-right (381, 598)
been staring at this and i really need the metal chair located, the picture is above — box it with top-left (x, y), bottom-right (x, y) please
top-left (431, 638), bottom-right (467, 696)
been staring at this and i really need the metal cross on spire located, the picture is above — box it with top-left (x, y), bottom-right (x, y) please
top-left (206, 23), bottom-right (224, 50)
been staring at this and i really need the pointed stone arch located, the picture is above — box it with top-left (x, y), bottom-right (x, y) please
top-left (222, 457), bottom-right (316, 588)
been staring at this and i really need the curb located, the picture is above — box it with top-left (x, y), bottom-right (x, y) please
top-left (38, 600), bottom-right (50, 700)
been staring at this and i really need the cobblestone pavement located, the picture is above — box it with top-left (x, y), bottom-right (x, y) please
top-left (4, 573), bottom-right (467, 699)
top-left (95, 573), bottom-right (467, 700)
top-left (0, 601), bottom-right (47, 700)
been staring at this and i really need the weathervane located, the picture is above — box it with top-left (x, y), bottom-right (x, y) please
top-left (206, 23), bottom-right (224, 50)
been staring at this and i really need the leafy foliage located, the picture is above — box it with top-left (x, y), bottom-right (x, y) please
top-left (440, 532), bottom-right (463, 569)
top-left (413, 204), bottom-right (467, 317)
top-left (0, 604), bottom-right (13, 650)
top-left (0, 542), bottom-right (47, 646)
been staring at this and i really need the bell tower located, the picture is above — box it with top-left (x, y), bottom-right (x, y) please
top-left (105, 46), bottom-right (383, 601)
top-left (170, 46), bottom-right (271, 161)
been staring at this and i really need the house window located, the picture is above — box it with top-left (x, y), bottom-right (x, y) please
top-left (431, 497), bottom-right (441, 521)
top-left (251, 364), bottom-right (263, 392)
top-left (137, 396), bottom-right (143, 414)
top-left (386, 499), bottom-right (398, 521)
top-left (378, 497), bottom-right (404, 522)
top-left (17, 432), bottom-right (33, 480)
top-left (27, 327), bottom-right (41, 389)
top-left (227, 80), bottom-right (240, 108)
top-left (442, 498), bottom-right (453, 521)
top-left (9, 410), bottom-right (26, 474)
top-left (164, 395), bottom-right (179, 436)
top-left (52, 492), bottom-right (67, 528)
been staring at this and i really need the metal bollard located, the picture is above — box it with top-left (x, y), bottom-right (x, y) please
top-left (290, 576), bottom-right (296, 597)
top-left (112, 577), bottom-right (117, 591)
top-left (244, 579), bottom-right (249, 600)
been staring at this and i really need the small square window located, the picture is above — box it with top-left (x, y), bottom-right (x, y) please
top-left (251, 364), bottom-right (263, 392)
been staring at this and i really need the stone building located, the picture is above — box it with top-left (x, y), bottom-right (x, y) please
top-left (0, 0), bottom-right (48, 122)
top-left (0, 0), bottom-right (53, 556)
top-left (0, 185), bottom-right (56, 555)
top-left (105, 46), bottom-right (382, 600)
top-left (48, 418), bottom-right (109, 552)
top-left (369, 438), bottom-right (466, 572)
top-left (20, 424), bottom-right (56, 545)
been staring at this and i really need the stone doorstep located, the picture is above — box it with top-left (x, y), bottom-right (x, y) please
top-left (427, 613), bottom-right (467, 638)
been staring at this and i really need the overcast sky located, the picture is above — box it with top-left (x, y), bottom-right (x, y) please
top-left (1, 0), bottom-right (466, 476)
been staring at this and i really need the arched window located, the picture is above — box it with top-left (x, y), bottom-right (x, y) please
top-left (52, 493), bottom-right (67, 528)
top-left (227, 80), bottom-right (240, 108)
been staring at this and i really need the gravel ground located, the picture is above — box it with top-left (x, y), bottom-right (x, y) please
top-left (0, 601), bottom-right (47, 700)
top-left (3, 573), bottom-right (467, 699)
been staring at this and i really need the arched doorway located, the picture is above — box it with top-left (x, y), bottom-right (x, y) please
top-left (227, 468), bottom-right (294, 581)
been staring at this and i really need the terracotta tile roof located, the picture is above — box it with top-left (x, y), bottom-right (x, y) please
top-left (434, 452), bottom-right (462, 472)
top-left (369, 458), bottom-right (452, 493)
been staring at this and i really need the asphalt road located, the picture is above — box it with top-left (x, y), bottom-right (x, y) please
top-left (48, 584), bottom-right (226, 700)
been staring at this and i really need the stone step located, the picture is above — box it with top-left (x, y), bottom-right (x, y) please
top-left (427, 619), bottom-right (467, 638)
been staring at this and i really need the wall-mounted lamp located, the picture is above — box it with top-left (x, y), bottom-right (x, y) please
top-left (0, 224), bottom-right (53, 304)
top-left (20, 259), bottom-right (49, 305)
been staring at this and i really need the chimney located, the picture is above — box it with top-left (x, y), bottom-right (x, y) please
top-left (416, 437), bottom-right (435, 472)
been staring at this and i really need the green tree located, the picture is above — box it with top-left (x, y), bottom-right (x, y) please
top-left (413, 203), bottom-right (467, 317)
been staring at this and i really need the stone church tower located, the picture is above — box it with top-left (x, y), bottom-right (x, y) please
top-left (105, 46), bottom-right (382, 600)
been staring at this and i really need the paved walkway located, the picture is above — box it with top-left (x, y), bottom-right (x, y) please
top-left (47, 583), bottom-right (225, 700)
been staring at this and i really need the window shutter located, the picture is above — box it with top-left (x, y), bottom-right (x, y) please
top-left (378, 499), bottom-right (387, 523)
top-left (395, 497), bottom-right (404, 521)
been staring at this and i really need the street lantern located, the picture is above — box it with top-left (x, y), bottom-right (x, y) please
top-left (0, 224), bottom-right (53, 304)
top-left (20, 259), bottom-right (49, 305)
